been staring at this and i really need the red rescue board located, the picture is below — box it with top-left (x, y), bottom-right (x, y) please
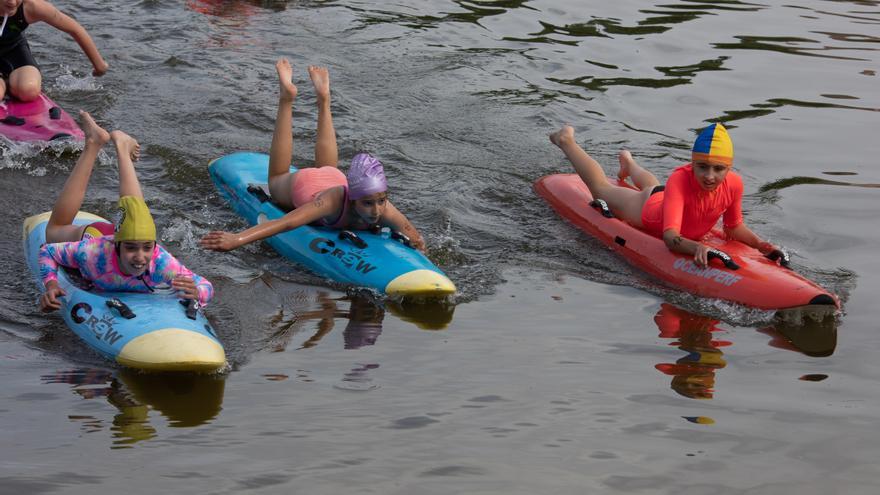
top-left (535, 173), bottom-right (838, 311)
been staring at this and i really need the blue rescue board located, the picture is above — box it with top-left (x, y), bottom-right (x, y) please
top-left (24, 212), bottom-right (226, 372)
top-left (209, 152), bottom-right (455, 297)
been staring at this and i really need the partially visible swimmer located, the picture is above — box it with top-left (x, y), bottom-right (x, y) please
top-left (38, 112), bottom-right (213, 312)
top-left (0, 0), bottom-right (108, 101)
top-left (200, 58), bottom-right (427, 253)
top-left (549, 123), bottom-right (787, 268)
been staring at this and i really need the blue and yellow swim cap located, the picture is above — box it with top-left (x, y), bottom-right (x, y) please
top-left (692, 123), bottom-right (733, 167)
top-left (115, 196), bottom-right (156, 242)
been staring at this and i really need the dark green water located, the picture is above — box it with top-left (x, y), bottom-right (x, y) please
top-left (1, 0), bottom-right (879, 493)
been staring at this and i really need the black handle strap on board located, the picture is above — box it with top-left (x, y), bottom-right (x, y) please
top-left (589, 199), bottom-right (614, 218)
top-left (1, 115), bottom-right (25, 126)
top-left (707, 249), bottom-right (740, 270)
top-left (765, 248), bottom-right (791, 268)
top-left (246, 184), bottom-right (272, 203)
top-left (391, 230), bottom-right (414, 249)
top-left (106, 298), bottom-right (136, 319)
top-left (365, 224), bottom-right (414, 249)
top-left (180, 299), bottom-right (200, 320)
top-left (338, 230), bottom-right (367, 249)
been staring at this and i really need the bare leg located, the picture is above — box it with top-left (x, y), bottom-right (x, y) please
top-left (267, 58), bottom-right (298, 209)
top-left (8, 66), bottom-right (41, 102)
top-left (309, 65), bottom-right (338, 168)
top-left (110, 131), bottom-right (143, 199)
top-left (0, 78), bottom-right (7, 100)
top-left (618, 150), bottom-right (660, 190)
top-left (550, 126), bottom-right (653, 227)
top-left (46, 111), bottom-right (111, 243)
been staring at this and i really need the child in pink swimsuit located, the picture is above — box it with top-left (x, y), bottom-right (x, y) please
top-left (201, 58), bottom-right (426, 253)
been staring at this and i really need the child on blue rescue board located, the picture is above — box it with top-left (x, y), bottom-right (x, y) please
top-left (199, 58), bottom-right (427, 254)
top-left (38, 112), bottom-right (213, 312)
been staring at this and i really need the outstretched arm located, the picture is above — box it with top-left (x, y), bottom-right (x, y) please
top-left (29, 0), bottom-right (108, 76)
top-left (200, 189), bottom-right (342, 252)
top-left (381, 200), bottom-right (426, 252)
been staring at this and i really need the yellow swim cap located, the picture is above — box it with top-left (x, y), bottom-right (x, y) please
top-left (115, 196), bottom-right (156, 242)
top-left (692, 123), bottom-right (733, 166)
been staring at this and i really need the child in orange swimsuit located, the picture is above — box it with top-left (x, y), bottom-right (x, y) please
top-left (549, 123), bottom-right (784, 268)
top-left (200, 58), bottom-right (426, 253)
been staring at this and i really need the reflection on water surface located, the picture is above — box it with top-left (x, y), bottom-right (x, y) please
top-left (41, 369), bottom-right (226, 448)
top-left (653, 301), bottom-right (838, 400)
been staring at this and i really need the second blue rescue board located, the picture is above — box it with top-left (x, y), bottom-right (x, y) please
top-left (209, 152), bottom-right (456, 297)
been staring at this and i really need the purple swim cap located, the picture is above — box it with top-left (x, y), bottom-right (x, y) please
top-left (347, 153), bottom-right (387, 200)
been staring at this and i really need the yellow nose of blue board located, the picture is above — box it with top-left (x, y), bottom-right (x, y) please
top-left (117, 329), bottom-right (227, 372)
top-left (385, 270), bottom-right (456, 296)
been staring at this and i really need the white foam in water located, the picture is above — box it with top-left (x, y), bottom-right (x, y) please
top-left (698, 298), bottom-right (778, 326)
top-left (0, 138), bottom-right (96, 176)
top-left (428, 216), bottom-right (466, 264)
top-left (0, 139), bottom-right (49, 175)
top-left (161, 216), bottom-right (201, 252)
top-left (50, 64), bottom-right (103, 92)
top-left (660, 288), bottom-right (779, 327)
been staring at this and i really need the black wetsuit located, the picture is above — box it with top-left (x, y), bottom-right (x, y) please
top-left (0, 3), bottom-right (38, 79)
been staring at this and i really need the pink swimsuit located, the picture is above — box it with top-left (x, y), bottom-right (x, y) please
top-left (290, 167), bottom-right (349, 228)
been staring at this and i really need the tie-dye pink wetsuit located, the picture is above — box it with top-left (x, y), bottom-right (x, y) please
top-left (38, 236), bottom-right (213, 306)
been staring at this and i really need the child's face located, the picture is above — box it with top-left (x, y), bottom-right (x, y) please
top-left (692, 161), bottom-right (731, 192)
top-left (352, 192), bottom-right (388, 225)
top-left (0, 0), bottom-right (22, 16)
top-left (117, 241), bottom-right (155, 276)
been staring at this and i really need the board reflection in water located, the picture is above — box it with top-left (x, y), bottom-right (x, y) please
top-left (42, 368), bottom-right (226, 448)
top-left (653, 303), bottom-right (731, 400)
top-left (653, 302), bottom-right (837, 400)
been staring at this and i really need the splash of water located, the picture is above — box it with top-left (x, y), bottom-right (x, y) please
top-left (50, 65), bottom-right (104, 93)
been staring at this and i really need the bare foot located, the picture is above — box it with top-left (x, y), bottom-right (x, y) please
top-left (79, 110), bottom-right (110, 146)
top-left (308, 65), bottom-right (330, 103)
top-left (276, 58), bottom-right (297, 102)
top-left (110, 130), bottom-right (140, 162)
top-left (549, 126), bottom-right (575, 148)
top-left (618, 150), bottom-right (634, 181)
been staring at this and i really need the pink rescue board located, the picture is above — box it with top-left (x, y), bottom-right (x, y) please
top-left (0, 93), bottom-right (83, 142)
